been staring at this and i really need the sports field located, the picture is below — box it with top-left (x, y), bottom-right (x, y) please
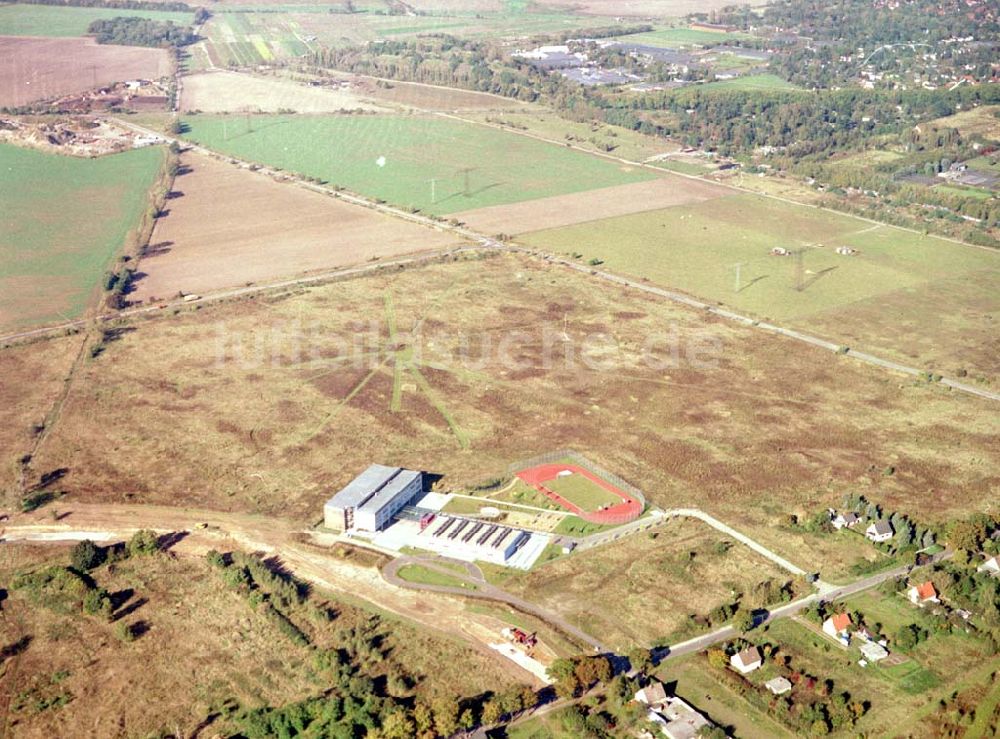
top-left (181, 114), bottom-right (654, 215)
top-left (516, 463), bottom-right (643, 524)
top-left (0, 3), bottom-right (192, 36)
top-left (520, 191), bottom-right (1000, 376)
top-left (0, 143), bottom-right (165, 332)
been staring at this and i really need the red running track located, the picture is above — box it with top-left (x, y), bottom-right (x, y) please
top-left (516, 463), bottom-right (642, 525)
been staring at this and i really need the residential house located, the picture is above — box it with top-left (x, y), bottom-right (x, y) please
top-left (730, 646), bottom-right (762, 674)
top-left (866, 520), bottom-right (894, 542)
top-left (859, 641), bottom-right (889, 663)
top-left (765, 676), bottom-right (792, 695)
top-left (656, 696), bottom-right (713, 739)
top-left (635, 681), bottom-right (668, 707)
top-left (823, 613), bottom-right (852, 641)
top-left (908, 581), bottom-right (939, 605)
top-left (978, 555), bottom-right (1000, 575)
top-left (832, 511), bottom-right (860, 529)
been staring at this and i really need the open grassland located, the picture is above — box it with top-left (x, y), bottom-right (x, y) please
top-left (0, 336), bottom-right (80, 501)
top-left (181, 113), bottom-right (654, 215)
top-left (0, 543), bottom-right (514, 737)
top-left (0, 36), bottom-right (172, 107)
top-left (927, 104), bottom-right (1000, 139)
top-left (458, 109), bottom-right (680, 161)
top-left (536, 0), bottom-right (767, 18)
top-left (520, 192), bottom-right (1000, 378)
top-left (0, 3), bottom-right (192, 36)
top-left (493, 518), bottom-right (792, 651)
top-left (28, 255), bottom-right (999, 540)
top-left (295, 7), bottom-right (586, 47)
top-left (617, 26), bottom-right (754, 48)
top-left (0, 144), bottom-right (165, 333)
top-left (195, 6), bottom-right (585, 60)
top-left (132, 150), bottom-right (459, 302)
top-left (180, 71), bottom-right (389, 113)
top-left (347, 75), bottom-right (527, 111)
top-left (697, 73), bottom-right (801, 91)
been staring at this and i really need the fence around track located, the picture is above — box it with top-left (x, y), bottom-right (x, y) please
top-left (507, 449), bottom-right (647, 522)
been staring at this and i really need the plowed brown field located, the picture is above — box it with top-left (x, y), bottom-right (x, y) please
top-left (453, 176), bottom-right (726, 234)
top-left (0, 36), bottom-right (170, 106)
top-left (131, 151), bottom-right (461, 302)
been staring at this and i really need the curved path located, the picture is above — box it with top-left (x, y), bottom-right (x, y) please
top-left (382, 555), bottom-right (606, 653)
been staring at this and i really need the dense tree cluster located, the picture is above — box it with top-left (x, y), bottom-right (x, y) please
top-left (88, 17), bottom-right (197, 47)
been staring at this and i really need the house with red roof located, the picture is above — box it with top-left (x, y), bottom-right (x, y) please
top-left (908, 581), bottom-right (939, 605)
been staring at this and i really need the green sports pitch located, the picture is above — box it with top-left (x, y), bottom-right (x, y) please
top-left (180, 114), bottom-right (655, 216)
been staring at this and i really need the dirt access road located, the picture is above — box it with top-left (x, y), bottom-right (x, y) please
top-left (0, 502), bottom-right (570, 685)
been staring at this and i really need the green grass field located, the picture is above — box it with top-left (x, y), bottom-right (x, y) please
top-left (395, 564), bottom-right (477, 590)
top-left (0, 144), bottom-right (164, 332)
top-left (181, 114), bottom-right (654, 215)
top-left (542, 472), bottom-right (621, 512)
top-left (618, 26), bottom-right (754, 48)
top-left (0, 3), bottom-right (192, 36)
top-left (698, 73), bottom-right (801, 92)
top-left (520, 192), bottom-right (1000, 323)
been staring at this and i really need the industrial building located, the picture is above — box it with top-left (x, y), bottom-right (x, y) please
top-left (324, 464), bottom-right (423, 532)
top-left (417, 514), bottom-right (530, 566)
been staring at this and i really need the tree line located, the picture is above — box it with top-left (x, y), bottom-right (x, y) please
top-left (88, 17), bottom-right (197, 48)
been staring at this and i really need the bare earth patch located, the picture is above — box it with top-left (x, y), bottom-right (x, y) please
top-left (453, 176), bottom-right (727, 234)
top-left (180, 71), bottom-right (390, 113)
top-left (131, 151), bottom-right (462, 302)
top-left (0, 36), bottom-right (170, 107)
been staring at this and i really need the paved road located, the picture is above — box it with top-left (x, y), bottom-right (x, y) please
top-left (383, 555), bottom-right (607, 652)
top-left (655, 558), bottom-right (920, 662)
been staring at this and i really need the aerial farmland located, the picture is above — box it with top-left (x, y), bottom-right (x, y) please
top-left (1, 0), bottom-right (998, 736)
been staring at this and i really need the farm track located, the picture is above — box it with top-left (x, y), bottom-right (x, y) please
top-left (2, 119), bottom-right (997, 404)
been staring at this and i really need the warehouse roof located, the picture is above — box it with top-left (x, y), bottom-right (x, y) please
top-left (359, 468), bottom-right (421, 514)
top-left (325, 464), bottom-right (402, 509)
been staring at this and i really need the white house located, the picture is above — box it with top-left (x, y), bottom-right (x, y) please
top-left (907, 581), bottom-right (939, 605)
top-left (832, 511), bottom-right (860, 530)
top-left (635, 681), bottom-right (668, 707)
top-left (730, 646), bottom-right (762, 674)
top-left (866, 520), bottom-right (894, 542)
top-left (765, 676), bottom-right (792, 695)
top-left (823, 613), bottom-right (852, 640)
top-left (859, 641), bottom-right (889, 663)
top-left (655, 696), bottom-right (712, 739)
top-left (978, 556), bottom-right (1000, 575)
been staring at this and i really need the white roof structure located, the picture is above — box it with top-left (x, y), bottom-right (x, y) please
top-left (765, 676), bottom-right (792, 695)
top-left (859, 641), bottom-right (889, 662)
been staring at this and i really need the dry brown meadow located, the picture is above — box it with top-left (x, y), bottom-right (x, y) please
top-left (27, 253), bottom-right (998, 550)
